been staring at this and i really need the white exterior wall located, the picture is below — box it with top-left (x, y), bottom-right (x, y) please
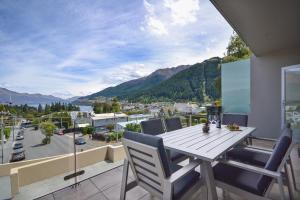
top-left (92, 117), bottom-right (128, 127)
top-left (249, 48), bottom-right (300, 138)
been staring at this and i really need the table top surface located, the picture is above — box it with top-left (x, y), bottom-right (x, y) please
top-left (158, 124), bottom-right (256, 162)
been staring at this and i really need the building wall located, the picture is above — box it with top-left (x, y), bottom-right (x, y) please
top-left (93, 117), bottom-right (127, 127)
top-left (249, 48), bottom-right (300, 138)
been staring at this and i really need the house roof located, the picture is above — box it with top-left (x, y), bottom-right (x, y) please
top-left (210, 0), bottom-right (300, 56)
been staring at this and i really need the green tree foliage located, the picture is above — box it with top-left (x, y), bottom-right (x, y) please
top-left (0, 104), bottom-right (6, 112)
top-left (0, 103), bottom-right (79, 120)
top-left (4, 127), bottom-right (11, 139)
top-left (125, 123), bottom-right (141, 132)
top-left (127, 57), bottom-right (221, 103)
top-left (112, 98), bottom-right (121, 112)
top-left (93, 99), bottom-right (121, 114)
top-left (40, 121), bottom-right (56, 144)
top-left (38, 104), bottom-right (43, 113)
top-left (52, 112), bottom-right (72, 129)
top-left (32, 118), bottom-right (40, 126)
top-left (222, 33), bottom-right (251, 63)
top-left (40, 122), bottom-right (56, 136)
top-left (107, 132), bottom-right (123, 142)
top-left (82, 126), bottom-right (95, 135)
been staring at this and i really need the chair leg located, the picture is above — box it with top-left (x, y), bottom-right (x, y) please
top-left (163, 180), bottom-right (173, 200)
top-left (288, 157), bottom-right (298, 191)
top-left (120, 159), bottom-right (130, 200)
top-left (278, 175), bottom-right (286, 200)
top-left (222, 189), bottom-right (230, 200)
top-left (284, 164), bottom-right (294, 200)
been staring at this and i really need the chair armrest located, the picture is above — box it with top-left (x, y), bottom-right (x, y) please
top-left (243, 146), bottom-right (273, 154)
top-left (220, 160), bottom-right (281, 179)
top-left (166, 160), bottom-right (201, 184)
top-left (249, 136), bottom-right (277, 143)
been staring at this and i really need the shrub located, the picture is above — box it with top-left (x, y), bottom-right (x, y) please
top-left (200, 118), bottom-right (208, 123)
top-left (4, 127), bottom-right (11, 139)
top-left (106, 124), bottom-right (114, 132)
top-left (82, 126), bottom-right (95, 135)
top-left (107, 132), bottom-right (124, 142)
top-left (125, 123), bottom-right (141, 132)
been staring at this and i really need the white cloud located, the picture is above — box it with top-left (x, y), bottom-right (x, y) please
top-left (146, 17), bottom-right (168, 36)
top-left (0, 0), bottom-right (233, 98)
top-left (164, 0), bottom-right (200, 25)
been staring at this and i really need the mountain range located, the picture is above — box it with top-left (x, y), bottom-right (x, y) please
top-left (80, 65), bottom-right (190, 100)
top-left (0, 88), bottom-right (72, 105)
top-left (80, 57), bottom-right (221, 103)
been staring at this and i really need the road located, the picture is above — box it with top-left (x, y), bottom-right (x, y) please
top-left (1, 127), bottom-right (108, 163)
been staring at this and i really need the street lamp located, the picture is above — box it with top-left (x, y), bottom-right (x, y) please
top-left (0, 111), bottom-right (5, 164)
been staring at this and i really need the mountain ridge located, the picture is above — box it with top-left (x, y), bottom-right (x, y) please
top-left (81, 64), bottom-right (190, 99)
top-left (79, 57), bottom-right (221, 103)
top-left (0, 87), bottom-right (66, 105)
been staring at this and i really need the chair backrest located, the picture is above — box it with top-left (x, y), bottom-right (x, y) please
top-left (165, 117), bottom-right (182, 132)
top-left (122, 131), bottom-right (171, 197)
top-left (222, 113), bottom-right (248, 127)
top-left (256, 134), bottom-right (292, 195)
top-left (141, 119), bottom-right (165, 135)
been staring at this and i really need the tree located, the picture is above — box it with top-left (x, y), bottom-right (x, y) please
top-left (223, 33), bottom-right (251, 63)
top-left (32, 118), bottom-right (40, 128)
top-left (4, 127), bottom-right (11, 139)
top-left (0, 104), bottom-right (5, 112)
top-left (45, 104), bottom-right (51, 114)
top-left (112, 98), bottom-right (121, 112)
top-left (82, 126), bottom-right (95, 135)
top-left (40, 122), bottom-right (56, 144)
top-left (38, 104), bottom-right (43, 113)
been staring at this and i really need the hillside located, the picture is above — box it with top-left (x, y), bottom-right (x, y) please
top-left (0, 87), bottom-right (64, 105)
top-left (81, 65), bottom-right (190, 99)
top-left (124, 57), bottom-right (221, 103)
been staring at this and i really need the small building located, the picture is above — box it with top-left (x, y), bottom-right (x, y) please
top-left (128, 114), bottom-right (153, 121)
top-left (91, 113), bottom-right (128, 128)
top-left (174, 103), bottom-right (202, 114)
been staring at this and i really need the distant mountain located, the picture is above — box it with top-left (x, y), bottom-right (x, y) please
top-left (127, 57), bottom-right (221, 102)
top-left (126, 57), bottom-right (221, 102)
top-left (81, 65), bottom-right (190, 100)
top-left (65, 96), bottom-right (81, 102)
top-left (0, 88), bottom-right (64, 105)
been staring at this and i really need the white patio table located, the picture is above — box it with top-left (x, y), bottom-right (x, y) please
top-left (158, 124), bottom-right (256, 200)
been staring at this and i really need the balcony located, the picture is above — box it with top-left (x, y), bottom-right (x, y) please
top-left (1, 139), bottom-right (297, 200)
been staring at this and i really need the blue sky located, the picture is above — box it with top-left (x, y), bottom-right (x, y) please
top-left (0, 0), bottom-right (232, 98)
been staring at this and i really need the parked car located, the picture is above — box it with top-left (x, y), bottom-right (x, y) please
top-left (16, 135), bottom-right (24, 140)
top-left (54, 128), bottom-right (64, 135)
top-left (0, 138), bottom-right (7, 144)
top-left (13, 142), bottom-right (23, 150)
top-left (75, 137), bottom-right (86, 145)
top-left (10, 149), bottom-right (25, 162)
top-left (17, 131), bottom-right (24, 136)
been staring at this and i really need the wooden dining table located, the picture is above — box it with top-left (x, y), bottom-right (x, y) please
top-left (158, 124), bottom-right (256, 200)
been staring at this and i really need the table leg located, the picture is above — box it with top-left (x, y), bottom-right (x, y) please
top-left (202, 161), bottom-right (218, 200)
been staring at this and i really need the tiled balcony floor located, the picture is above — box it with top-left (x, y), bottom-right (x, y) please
top-left (36, 142), bottom-right (300, 200)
